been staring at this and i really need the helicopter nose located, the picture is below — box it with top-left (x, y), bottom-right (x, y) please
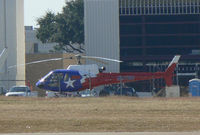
top-left (36, 81), bottom-right (44, 89)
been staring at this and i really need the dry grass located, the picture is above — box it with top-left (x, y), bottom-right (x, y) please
top-left (0, 96), bottom-right (200, 133)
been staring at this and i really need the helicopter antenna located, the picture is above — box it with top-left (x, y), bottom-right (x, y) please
top-left (75, 54), bottom-right (82, 65)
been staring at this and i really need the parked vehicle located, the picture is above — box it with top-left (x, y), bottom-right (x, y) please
top-left (45, 91), bottom-right (60, 98)
top-left (99, 85), bottom-right (116, 97)
top-left (0, 87), bottom-right (7, 95)
top-left (80, 89), bottom-right (97, 97)
top-left (99, 85), bottom-right (137, 97)
top-left (5, 85), bottom-right (38, 97)
top-left (114, 87), bottom-right (138, 97)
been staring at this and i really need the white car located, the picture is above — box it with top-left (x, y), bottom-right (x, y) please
top-left (80, 89), bottom-right (96, 97)
top-left (5, 86), bottom-right (37, 97)
top-left (45, 91), bottom-right (60, 98)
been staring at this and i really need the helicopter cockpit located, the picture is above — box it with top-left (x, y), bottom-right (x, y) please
top-left (36, 71), bottom-right (65, 89)
top-left (36, 69), bottom-right (82, 92)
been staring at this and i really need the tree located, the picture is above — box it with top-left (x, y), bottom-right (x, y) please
top-left (36, 0), bottom-right (84, 53)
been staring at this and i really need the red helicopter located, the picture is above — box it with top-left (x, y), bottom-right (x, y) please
top-left (35, 55), bottom-right (181, 93)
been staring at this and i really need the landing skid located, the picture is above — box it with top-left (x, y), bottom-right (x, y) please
top-left (46, 91), bottom-right (81, 98)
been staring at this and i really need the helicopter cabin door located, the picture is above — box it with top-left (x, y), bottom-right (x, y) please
top-left (62, 71), bottom-right (82, 92)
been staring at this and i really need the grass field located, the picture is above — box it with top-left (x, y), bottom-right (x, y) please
top-left (0, 96), bottom-right (200, 133)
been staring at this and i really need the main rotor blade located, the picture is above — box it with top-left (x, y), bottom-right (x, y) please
top-left (87, 57), bottom-right (108, 65)
top-left (8, 56), bottom-right (75, 69)
top-left (8, 58), bottom-right (63, 69)
top-left (7, 54), bottom-right (122, 69)
top-left (81, 56), bottom-right (122, 63)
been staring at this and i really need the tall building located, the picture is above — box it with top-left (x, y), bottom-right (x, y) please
top-left (84, 0), bottom-right (200, 92)
top-left (0, 0), bottom-right (25, 90)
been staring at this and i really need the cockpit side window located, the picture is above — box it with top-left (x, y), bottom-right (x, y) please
top-left (64, 73), bottom-right (69, 81)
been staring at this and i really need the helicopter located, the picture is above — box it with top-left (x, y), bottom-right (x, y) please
top-left (35, 55), bottom-right (181, 93)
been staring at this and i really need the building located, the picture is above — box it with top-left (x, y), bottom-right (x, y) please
top-left (84, 0), bottom-right (120, 73)
top-left (25, 26), bottom-right (59, 54)
top-left (84, 0), bottom-right (200, 92)
top-left (0, 0), bottom-right (25, 90)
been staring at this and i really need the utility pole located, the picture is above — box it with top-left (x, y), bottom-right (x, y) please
top-left (120, 76), bottom-right (122, 96)
top-left (89, 70), bottom-right (92, 90)
top-left (176, 64), bottom-right (179, 86)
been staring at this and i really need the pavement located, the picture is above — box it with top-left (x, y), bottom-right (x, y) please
top-left (1, 132), bottom-right (200, 135)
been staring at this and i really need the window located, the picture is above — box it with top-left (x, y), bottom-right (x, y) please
top-left (34, 43), bottom-right (38, 53)
top-left (64, 73), bottom-right (69, 81)
top-left (9, 86), bottom-right (30, 92)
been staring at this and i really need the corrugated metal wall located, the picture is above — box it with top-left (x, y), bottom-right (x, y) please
top-left (119, 0), bottom-right (200, 15)
top-left (84, 0), bottom-right (120, 72)
top-left (0, 0), bottom-right (25, 89)
top-left (0, 0), bottom-right (7, 73)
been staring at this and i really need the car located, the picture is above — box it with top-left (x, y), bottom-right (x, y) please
top-left (99, 85), bottom-right (138, 97)
top-left (5, 85), bottom-right (37, 97)
top-left (80, 89), bottom-right (96, 97)
top-left (99, 85), bottom-right (117, 97)
top-left (0, 87), bottom-right (7, 95)
top-left (45, 91), bottom-right (60, 98)
top-left (114, 87), bottom-right (138, 97)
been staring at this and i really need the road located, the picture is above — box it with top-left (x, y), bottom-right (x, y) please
top-left (1, 132), bottom-right (200, 135)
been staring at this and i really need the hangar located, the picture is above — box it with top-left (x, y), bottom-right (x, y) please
top-left (84, 0), bottom-right (200, 92)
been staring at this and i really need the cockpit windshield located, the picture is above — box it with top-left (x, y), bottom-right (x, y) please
top-left (40, 71), bottom-right (53, 82)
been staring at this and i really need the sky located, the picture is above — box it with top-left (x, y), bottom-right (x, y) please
top-left (24, 0), bottom-right (66, 28)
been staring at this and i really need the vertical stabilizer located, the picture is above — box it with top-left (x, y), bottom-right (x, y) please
top-left (164, 55), bottom-right (181, 86)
